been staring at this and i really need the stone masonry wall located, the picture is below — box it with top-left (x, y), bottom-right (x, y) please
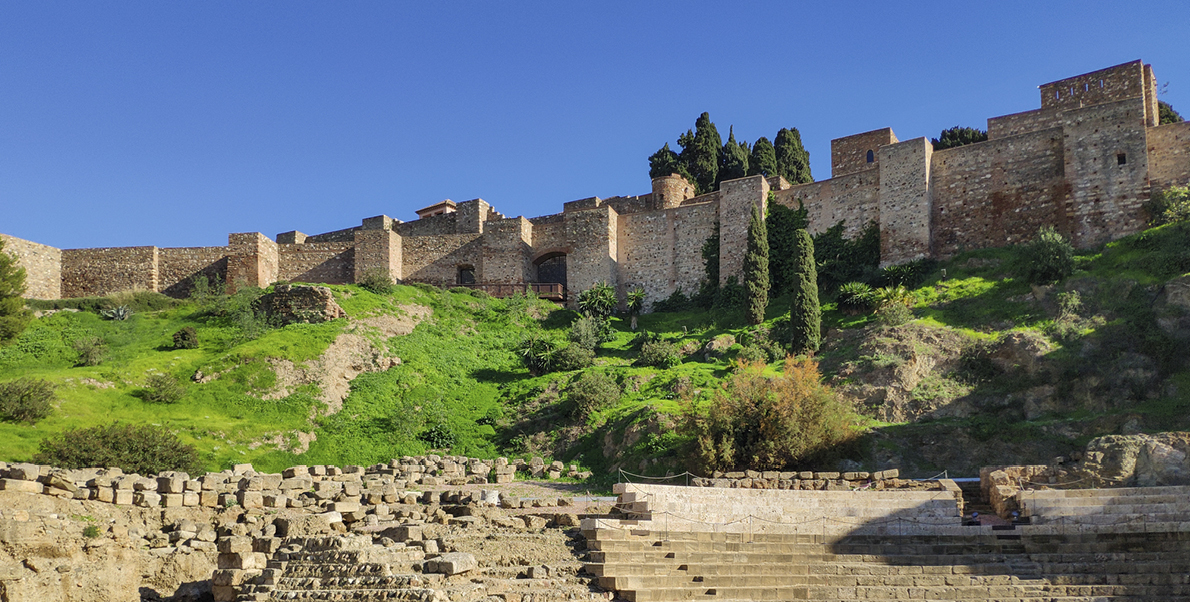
top-left (1060, 98), bottom-right (1150, 248)
top-left (1148, 121), bottom-right (1190, 190)
top-left (831, 128), bottom-right (897, 178)
top-left (1040, 60), bottom-right (1147, 113)
top-left (987, 108), bottom-right (1065, 140)
top-left (61, 246), bottom-right (158, 298)
top-left (878, 138), bottom-right (933, 265)
top-left (565, 206), bottom-right (618, 302)
top-left (401, 234), bottom-right (483, 286)
top-left (396, 212), bottom-right (458, 238)
top-left (930, 128), bottom-right (1067, 257)
top-left (158, 247), bottom-right (230, 298)
top-left (775, 167), bottom-right (880, 237)
top-left (617, 201), bottom-right (717, 308)
top-left (278, 243), bottom-right (355, 284)
top-left (0, 234), bottom-right (60, 300)
top-left (227, 233), bottom-right (279, 293)
top-left (481, 218), bottom-right (533, 284)
top-left (353, 227), bottom-right (402, 282)
top-left (716, 175), bottom-right (768, 286)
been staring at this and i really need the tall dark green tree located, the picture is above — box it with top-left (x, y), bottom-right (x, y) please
top-left (789, 229), bottom-right (821, 354)
top-left (0, 238), bottom-right (32, 345)
top-left (648, 142), bottom-right (692, 181)
top-left (677, 112), bottom-right (722, 195)
top-left (931, 126), bottom-right (988, 150)
top-left (1159, 101), bottom-right (1184, 125)
top-left (696, 222), bottom-right (721, 308)
top-left (718, 127), bottom-right (750, 186)
top-left (744, 203), bottom-right (770, 325)
top-left (766, 197), bottom-right (809, 295)
top-left (748, 136), bottom-right (778, 177)
top-left (774, 128), bottom-right (812, 184)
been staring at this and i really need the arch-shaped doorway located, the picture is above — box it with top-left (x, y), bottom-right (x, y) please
top-left (534, 252), bottom-right (567, 289)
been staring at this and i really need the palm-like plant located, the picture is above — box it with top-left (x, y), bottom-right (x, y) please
top-left (625, 287), bottom-right (646, 331)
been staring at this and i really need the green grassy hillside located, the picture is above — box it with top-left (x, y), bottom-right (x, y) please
top-left (2, 222), bottom-right (1188, 481)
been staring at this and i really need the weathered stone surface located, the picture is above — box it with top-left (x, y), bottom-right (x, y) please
top-left (254, 284), bottom-right (346, 325)
top-left (426, 552), bottom-right (477, 575)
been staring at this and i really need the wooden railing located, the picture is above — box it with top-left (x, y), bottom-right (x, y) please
top-left (457, 282), bottom-right (566, 301)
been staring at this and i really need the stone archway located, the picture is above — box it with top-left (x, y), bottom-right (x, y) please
top-left (533, 252), bottom-right (567, 289)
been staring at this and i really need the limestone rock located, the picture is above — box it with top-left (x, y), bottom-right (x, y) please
top-left (426, 552), bottom-right (476, 575)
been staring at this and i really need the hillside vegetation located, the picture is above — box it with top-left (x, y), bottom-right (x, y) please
top-left (1, 221), bottom-right (1188, 483)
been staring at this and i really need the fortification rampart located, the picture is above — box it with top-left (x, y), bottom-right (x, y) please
top-left (4, 60), bottom-right (1187, 307)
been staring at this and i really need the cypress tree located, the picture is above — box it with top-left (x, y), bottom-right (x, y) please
top-left (648, 142), bottom-right (691, 181)
top-left (789, 229), bottom-right (821, 354)
top-left (0, 238), bottom-right (32, 344)
top-left (678, 112), bottom-right (722, 195)
top-left (766, 197), bottom-right (808, 295)
top-left (718, 127), bottom-right (750, 187)
top-left (748, 136), bottom-right (778, 177)
top-left (774, 128), bottom-right (812, 184)
top-left (744, 203), bottom-right (769, 325)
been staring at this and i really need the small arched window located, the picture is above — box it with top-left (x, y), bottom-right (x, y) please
top-left (865, 150), bottom-right (874, 163)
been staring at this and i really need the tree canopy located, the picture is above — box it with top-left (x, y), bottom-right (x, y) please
top-left (648, 115), bottom-right (812, 194)
top-left (1159, 101), bottom-right (1183, 125)
top-left (931, 126), bottom-right (988, 150)
top-left (743, 203), bottom-right (769, 325)
top-left (0, 238), bottom-right (32, 345)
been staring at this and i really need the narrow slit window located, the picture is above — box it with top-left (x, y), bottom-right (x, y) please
top-left (1117, 153), bottom-right (1127, 166)
top-left (866, 150), bottom-right (874, 163)
top-left (1099, 79), bottom-right (1104, 88)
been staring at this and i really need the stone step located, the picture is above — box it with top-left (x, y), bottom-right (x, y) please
top-left (236, 585), bottom-right (442, 600)
top-left (271, 575), bottom-right (428, 590)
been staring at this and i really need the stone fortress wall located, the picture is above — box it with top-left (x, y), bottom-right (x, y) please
top-left (3, 60), bottom-right (1188, 309)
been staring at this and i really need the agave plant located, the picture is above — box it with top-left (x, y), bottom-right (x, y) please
top-left (101, 305), bottom-right (132, 321)
top-left (836, 282), bottom-right (876, 314)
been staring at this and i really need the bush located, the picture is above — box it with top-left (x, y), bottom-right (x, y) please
top-left (879, 258), bottom-right (937, 288)
top-left (715, 276), bottom-right (746, 309)
top-left (142, 373), bottom-right (185, 404)
top-left (358, 268), bottom-right (395, 295)
top-left (73, 336), bottom-right (108, 366)
top-left (82, 525), bottom-right (101, 538)
top-left (651, 288), bottom-right (693, 313)
top-left (638, 339), bottom-right (681, 368)
top-left (836, 282), bottom-right (876, 314)
top-left (567, 371), bottom-right (621, 418)
top-left (516, 333), bottom-right (560, 375)
top-left (32, 422), bottom-right (201, 474)
top-left (576, 282), bottom-right (616, 320)
top-left (553, 344), bottom-right (595, 371)
top-left (1020, 226), bottom-right (1074, 285)
top-left (736, 345), bottom-right (768, 364)
top-left (685, 359), bottom-right (855, 472)
top-left (1147, 185), bottom-right (1190, 226)
top-left (419, 422), bottom-right (456, 450)
top-left (0, 377), bottom-right (54, 424)
top-left (568, 315), bottom-right (612, 351)
top-left (100, 305), bottom-right (132, 321)
top-left (172, 327), bottom-right (199, 350)
top-left (875, 303), bottom-right (913, 326)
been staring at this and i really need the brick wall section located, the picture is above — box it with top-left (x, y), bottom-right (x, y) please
top-left (775, 167), bottom-right (880, 237)
top-left (278, 242), bottom-right (355, 284)
top-left (1147, 121), bottom-right (1190, 190)
top-left (1040, 60), bottom-right (1146, 112)
top-left (618, 201), bottom-right (717, 308)
top-left (831, 128), bottom-right (897, 178)
top-left (158, 247), bottom-right (229, 298)
top-left (716, 175), bottom-right (768, 286)
top-left (1060, 98), bottom-right (1150, 248)
top-left (930, 129), bottom-right (1067, 257)
top-left (565, 206), bottom-right (618, 302)
top-left (227, 233), bottom-right (278, 292)
top-left (402, 234), bottom-right (482, 286)
top-left (353, 226), bottom-right (402, 283)
top-left (878, 138), bottom-right (933, 265)
top-left (62, 246), bottom-right (158, 298)
top-left (0, 234), bottom-right (61, 300)
top-left (481, 218), bottom-right (533, 284)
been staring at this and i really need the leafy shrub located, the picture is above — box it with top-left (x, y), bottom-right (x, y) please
top-left (0, 377), bottom-right (54, 424)
top-left (715, 276), bottom-right (746, 309)
top-left (142, 373), bottom-right (185, 404)
top-left (875, 285), bottom-right (914, 309)
top-left (652, 288), bottom-right (693, 313)
top-left (82, 525), bottom-right (101, 539)
top-left (359, 268), bottom-right (395, 295)
top-left (875, 303), bottom-right (913, 326)
top-left (879, 258), bottom-right (937, 288)
top-left (516, 333), bottom-right (560, 375)
top-left (73, 336), bottom-right (108, 366)
top-left (1147, 185), bottom-right (1190, 226)
top-left (836, 282), bottom-right (876, 314)
top-left (567, 371), bottom-right (622, 418)
top-left (419, 422), bottom-right (457, 450)
top-left (100, 305), bottom-right (132, 321)
top-left (736, 345), bottom-right (768, 364)
top-left (172, 327), bottom-right (199, 350)
top-left (685, 359), bottom-right (855, 472)
top-left (629, 330), bottom-right (663, 350)
top-left (33, 422), bottom-right (201, 474)
top-left (568, 315), bottom-right (612, 351)
top-left (813, 220), bottom-right (881, 293)
top-left (638, 339), bottom-right (681, 368)
top-left (958, 340), bottom-right (1001, 384)
top-left (1020, 226), bottom-right (1074, 285)
top-left (553, 344), bottom-right (595, 371)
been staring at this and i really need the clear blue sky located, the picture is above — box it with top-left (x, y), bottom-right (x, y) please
top-left (2, 1), bottom-right (1187, 249)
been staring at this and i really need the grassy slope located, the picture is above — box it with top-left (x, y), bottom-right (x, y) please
top-left (1, 222), bottom-right (1187, 479)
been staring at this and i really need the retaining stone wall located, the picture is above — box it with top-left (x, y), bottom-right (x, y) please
top-left (158, 246), bottom-right (229, 297)
top-left (617, 202), bottom-right (717, 309)
top-left (277, 242), bottom-right (355, 284)
top-left (776, 166), bottom-right (880, 238)
top-left (61, 246), bottom-right (158, 298)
